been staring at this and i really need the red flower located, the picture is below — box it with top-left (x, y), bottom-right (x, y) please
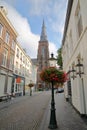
top-left (40, 67), bottom-right (67, 84)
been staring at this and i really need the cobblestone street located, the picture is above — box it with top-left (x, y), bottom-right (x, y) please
top-left (0, 91), bottom-right (51, 130)
top-left (0, 91), bottom-right (87, 130)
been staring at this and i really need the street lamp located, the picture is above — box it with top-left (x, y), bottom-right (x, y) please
top-left (48, 53), bottom-right (58, 129)
top-left (76, 57), bottom-right (84, 77)
top-left (70, 63), bottom-right (76, 80)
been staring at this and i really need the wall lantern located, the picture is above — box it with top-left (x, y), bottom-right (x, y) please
top-left (70, 64), bottom-right (76, 80)
top-left (76, 57), bottom-right (84, 78)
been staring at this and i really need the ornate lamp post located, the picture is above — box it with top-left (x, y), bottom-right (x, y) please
top-left (40, 53), bottom-right (67, 129)
top-left (48, 53), bottom-right (58, 129)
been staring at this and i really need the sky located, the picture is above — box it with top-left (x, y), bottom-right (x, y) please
top-left (0, 0), bottom-right (68, 58)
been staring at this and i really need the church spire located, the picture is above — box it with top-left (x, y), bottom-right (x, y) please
top-left (40, 20), bottom-right (48, 42)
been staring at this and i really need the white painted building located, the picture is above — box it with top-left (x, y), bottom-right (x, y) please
top-left (13, 42), bottom-right (33, 96)
top-left (62, 0), bottom-right (87, 115)
top-left (31, 59), bottom-right (38, 91)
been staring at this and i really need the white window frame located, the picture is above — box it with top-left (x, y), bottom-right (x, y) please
top-left (23, 55), bottom-right (25, 63)
top-left (16, 48), bottom-right (19, 58)
top-left (10, 54), bottom-right (14, 70)
top-left (5, 31), bottom-right (10, 44)
top-left (2, 48), bottom-right (8, 67)
top-left (20, 52), bottom-right (22, 61)
top-left (12, 39), bottom-right (15, 50)
top-left (0, 23), bottom-right (3, 37)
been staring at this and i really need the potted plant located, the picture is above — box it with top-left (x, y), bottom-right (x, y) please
top-left (28, 83), bottom-right (34, 96)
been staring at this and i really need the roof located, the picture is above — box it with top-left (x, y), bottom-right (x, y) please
top-left (62, 0), bottom-right (73, 46)
top-left (40, 20), bottom-right (48, 42)
top-left (31, 58), bottom-right (38, 66)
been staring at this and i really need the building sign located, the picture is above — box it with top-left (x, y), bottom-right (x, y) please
top-left (16, 77), bottom-right (21, 83)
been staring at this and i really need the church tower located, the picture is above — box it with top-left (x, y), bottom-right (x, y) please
top-left (37, 20), bottom-right (49, 89)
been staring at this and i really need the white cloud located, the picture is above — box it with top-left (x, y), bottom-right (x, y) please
top-left (1, 1), bottom-right (57, 58)
top-left (28, 0), bottom-right (51, 16)
top-left (6, 3), bottom-right (39, 58)
top-left (28, 0), bottom-right (67, 35)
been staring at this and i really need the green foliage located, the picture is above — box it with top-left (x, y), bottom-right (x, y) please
top-left (57, 47), bottom-right (63, 69)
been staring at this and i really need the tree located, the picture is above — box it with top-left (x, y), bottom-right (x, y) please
top-left (57, 47), bottom-right (63, 69)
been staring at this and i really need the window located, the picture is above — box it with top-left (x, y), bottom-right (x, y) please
top-left (16, 48), bottom-right (19, 58)
top-left (19, 64), bottom-right (22, 75)
top-left (16, 61), bottom-right (18, 67)
top-left (75, 1), bottom-right (83, 38)
top-left (69, 29), bottom-right (73, 52)
top-left (23, 67), bottom-right (25, 75)
top-left (42, 47), bottom-right (45, 58)
top-left (15, 61), bottom-right (18, 73)
top-left (11, 40), bottom-right (15, 50)
top-left (0, 23), bottom-right (3, 37)
top-left (78, 15), bottom-right (83, 36)
top-left (5, 31), bottom-right (10, 44)
top-left (2, 48), bottom-right (8, 67)
top-left (23, 55), bottom-right (25, 63)
top-left (15, 84), bottom-right (17, 92)
top-left (26, 59), bottom-right (27, 66)
top-left (20, 64), bottom-right (22, 70)
top-left (20, 52), bottom-right (22, 61)
top-left (65, 42), bottom-right (69, 63)
top-left (10, 54), bottom-right (14, 70)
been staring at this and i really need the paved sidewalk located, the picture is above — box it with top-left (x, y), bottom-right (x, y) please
top-left (39, 93), bottom-right (87, 130)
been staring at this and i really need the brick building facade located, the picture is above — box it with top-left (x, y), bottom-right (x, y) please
top-left (0, 6), bottom-right (17, 97)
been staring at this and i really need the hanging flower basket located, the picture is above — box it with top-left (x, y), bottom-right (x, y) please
top-left (28, 83), bottom-right (34, 88)
top-left (40, 67), bottom-right (67, 85)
